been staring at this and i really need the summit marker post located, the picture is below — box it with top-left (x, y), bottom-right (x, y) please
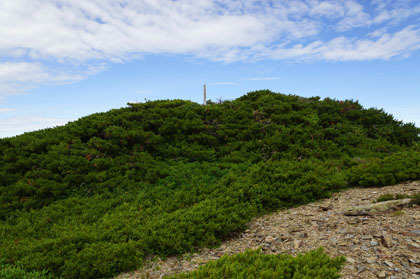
top-left (203, 84), bottom-right (207, 106)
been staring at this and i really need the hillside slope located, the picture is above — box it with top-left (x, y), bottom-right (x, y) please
top-left (1, 90), bottom-right (420, 278)
top-left (117, 181), bottom-right (420, 279)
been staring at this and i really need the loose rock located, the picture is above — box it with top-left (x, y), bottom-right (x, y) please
top-left (116, 181), bottom-right (420, 279)
top-left (381, 234), bottom-right (392, 248)
top-left (343, 199), bottom-right (412, 216)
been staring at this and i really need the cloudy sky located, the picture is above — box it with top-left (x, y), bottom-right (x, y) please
top-left (1, 0), bottom-right (420, 138)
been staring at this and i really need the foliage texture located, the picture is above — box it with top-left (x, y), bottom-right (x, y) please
top-left (166, 248), bottom-right (345, 279)
top-left (0, 90), bottom-right (419, 278)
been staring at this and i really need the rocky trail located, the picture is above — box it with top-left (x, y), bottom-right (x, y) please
top-left (117, 181), bottom-right (420, 279)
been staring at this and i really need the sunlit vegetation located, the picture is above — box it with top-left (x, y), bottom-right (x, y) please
top-left (166, 248), bottom-right (345, 279)
top-left (1, 90), bottom-right (419, 278)
top-left (376, 192), bottom-right (420, 203)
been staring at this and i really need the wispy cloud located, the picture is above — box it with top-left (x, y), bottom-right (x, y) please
top-left (0, 108), bottom-right (14, 112)
top-left (211, 81), bottom-right (237, 85)
top-left (248, 77), bottom-right (281, 81)
top-left (0, 61), bottom-right (107, 96)
top-left (0, 115), bottom-right (69, 138)
top-left (1, 0), bottom-right (420, 94)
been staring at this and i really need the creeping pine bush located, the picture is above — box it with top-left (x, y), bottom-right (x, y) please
top-left (412, 193), bottom-right (420, 205)
top-left (0, 90), bottom-right (419, 278)
top-left (166, 248), bottom-right (345, 279)
top-left (376, 194), bottom-right (395, 203)
top-left (0, 259), bottom-right (51, 279)
top-left (376, 192), bottom-right (420, 203)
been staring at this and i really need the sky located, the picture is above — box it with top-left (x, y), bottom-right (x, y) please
top-left (1, 0), bottom-right (420, 138)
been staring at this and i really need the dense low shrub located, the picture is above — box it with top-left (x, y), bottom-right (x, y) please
top-left (0, 90), bottom-right (419, 278)
top-left (376, 192), bottom-right (420, 204)
top-left (412, 193), bottom-right (420, 205)
top-left (166, 248), bottom-right (345, 279)
top-left (349, 148), bottom-right (420, 187)
top-left (0, 259), bottom-right (51, 279)
top-left (376, 194), bottom-right (395, 202)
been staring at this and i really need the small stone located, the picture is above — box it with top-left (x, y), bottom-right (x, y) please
top-left (377, 248), bottom-right (392, 258)
top-left (370, 240), bottom-right (379, 246)
top-left (409, 267), bottom-right (420, 274)
top-left (347, 257), bottom-right (356, 264)
top-left (381, 234), bottom-right (392, 248)
top-left (378, 271), bottom-right (386, 278)
top-left (366, 257), bottom-right (376, 264)
top-left (347, 219), bottom-right (359, 224)
top-left (361, 245), bottom-right (369, 251)
top-left (410, 230), bottom-right (420, 236)
top-left (293, 240), bottom-right (303, 249)
top-left (384, 260), bottom-right (394, 268)
top-left (320, 205), bottom-right (333, 211)
top-left (357, 265), bottom-right (366, 273)
top-left (299, 232), bottom-right (308, 238)
top-left (338, 241), bottom-right (347, 246)
top-left (402, 261), bottom-right (410, 269)
top-left (345, 234), bottom-right (354, 239)
top-left (408, 243), bottom-right (420, 252)
top-left (338, 228), bottom-right (347, 234)
top-left (265, 236), bottom-right (274, 243)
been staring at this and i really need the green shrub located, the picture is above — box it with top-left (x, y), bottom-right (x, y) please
top-left (411, 192), bottom-right (420, 205)
top-left (376, 192), bottom-right (419, 203)
top-left (0, 259), bottom-right (51, 279)
top-left (349, 150), bottom-right (420, 187)
top-left (395, 193), bottom-right (410, 199)
top-left (376, 194), bottom-right (395, 202)
top-left (0, 90), bottom-right (418, 278)
top-left (166, 248), bottom-right (345, 279)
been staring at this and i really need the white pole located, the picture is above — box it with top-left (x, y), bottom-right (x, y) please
top-left (203, 84), bottom-right (207, 105)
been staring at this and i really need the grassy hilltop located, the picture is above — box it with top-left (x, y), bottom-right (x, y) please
top-left (1, 90), bottom-right (419, 278)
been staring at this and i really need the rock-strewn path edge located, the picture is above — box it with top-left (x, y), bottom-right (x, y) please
top-left (117, 181), bottom-right (420, 279)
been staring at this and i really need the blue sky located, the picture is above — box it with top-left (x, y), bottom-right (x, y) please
top-left (1, 0), bottom-right (420, 138)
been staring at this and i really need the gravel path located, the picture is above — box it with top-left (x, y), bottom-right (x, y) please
top-left (117, 181), bottom-right (420, 279)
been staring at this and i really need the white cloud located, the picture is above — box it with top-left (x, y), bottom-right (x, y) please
top-left (309, 1), bottom-right (345, 18)
top-left (269, 25), bottom-right (420, 61)
top-left (0, 61), bottom-right (107, 96)
top-left (0, 115), bottom-right (69, 138)
top-left (0, 62), bottom-right (49, 83)
top-left (0, 62), bottom-right (50, 95)
top-left (248, 77), bottom-right (281, 81)
top-left (212, 81), bottom-right (237, 85)
top-left (1, 0), bottom-right (420, 94)
top-left (0, 108), bottom-right (14, 112)
top-left (335, 1), bottom-right (370, 31)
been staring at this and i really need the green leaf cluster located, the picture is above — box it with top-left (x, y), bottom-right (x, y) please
top-left (0, 90), bottom-right (419, 278)
top-left (0, 258), bottom-right (51, 279)
top-left (375, 192), bottom-right (420, 204)
top-left (166, 248), bottom-right (345, 279)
